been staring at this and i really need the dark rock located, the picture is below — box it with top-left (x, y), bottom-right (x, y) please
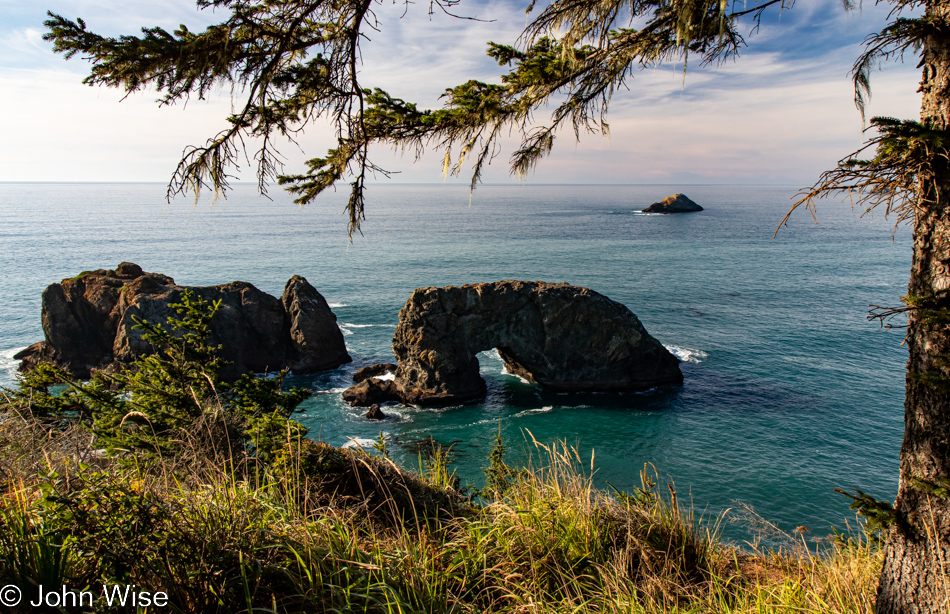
top-left (341, 378), bottom-right (403, 407)
top-left (115, 262), bottom-right (144, 278)
top-left (388, 281), bottom-right (682, 406)
top-left (365, 404), bottom-right (387, 420)
top-left (17, 264), bottom-right (350, 380)
top-left (281, 275), bottom-right (352, 372)
top-left (641, 193), bottom-right (703, 213)
top-left (353, 363), bottom-right (398, 383)
top-left (13, 342), bottom-right (45, 361)
top-left (112, 279), bottom-right (292, 380)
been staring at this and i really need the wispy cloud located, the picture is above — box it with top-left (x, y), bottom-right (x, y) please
top-left (0, 0), bottom-right (923, 186)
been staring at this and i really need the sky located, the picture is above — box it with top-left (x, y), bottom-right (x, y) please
top-left (0, 0), bottom-right (924, 187)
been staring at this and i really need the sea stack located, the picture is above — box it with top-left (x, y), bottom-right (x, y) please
top-left (642, 193), bottom-right (703, 213)
top-left (15, 263), bottom-right (351, 379)
top-left (341, 281), bottom-right (682, 407)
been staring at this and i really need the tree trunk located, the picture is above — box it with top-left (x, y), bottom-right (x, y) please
top-left (877, 2), bottom-right (950, 611)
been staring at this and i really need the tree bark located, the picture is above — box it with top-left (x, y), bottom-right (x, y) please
top-left (877, 1), bottom-right (950, 611)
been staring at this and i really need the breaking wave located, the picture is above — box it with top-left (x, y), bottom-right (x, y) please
top-left (665, 345), bottom-right (708, 363)
top-left (514, 406), bottom-right (553, 417)
top-left (0, 347), bottom-right (25, 385)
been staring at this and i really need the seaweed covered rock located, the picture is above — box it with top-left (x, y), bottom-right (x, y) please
top-left (16, 264), bottom-right (351, 379)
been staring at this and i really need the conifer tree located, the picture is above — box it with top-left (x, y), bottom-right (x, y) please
top-left (43, 0), bottom-right (950, 610)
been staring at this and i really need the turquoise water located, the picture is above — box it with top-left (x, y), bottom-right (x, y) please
top-left (0, 182), bottom-right (908, 545)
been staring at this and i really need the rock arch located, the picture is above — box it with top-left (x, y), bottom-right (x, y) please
top-left (388, 281), bottom-right (682, 405)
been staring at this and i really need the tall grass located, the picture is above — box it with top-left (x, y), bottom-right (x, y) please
top-left (0, 405), bottom-right (885, 614)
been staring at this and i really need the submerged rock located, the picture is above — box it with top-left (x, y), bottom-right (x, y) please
top-left (365, 404), bottom-right (387, 420)
top-left (340, 281), bottom-right (682, 407)
top-left (16, 263), bottom-right (351, 379)
top-left (642, 193), bottom-right (703, 213)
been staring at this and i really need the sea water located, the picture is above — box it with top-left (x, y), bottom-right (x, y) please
top-left (0, 182), bottom-right (909, 545)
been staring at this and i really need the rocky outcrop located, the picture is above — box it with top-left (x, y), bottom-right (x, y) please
top-left (15, 263), bottom-right (351, 379)
top-left (340, 281), bottom-right (682, 407)
top-left (642, 193), bottom-right (703, 213)
top-left (353, 363), bottom-right (398, 383)
top-left (341, 378), bottom-right (403, 407)
top-left (282, 275), bottom-right (352, 372)
top-left (365, 404), bottom-right (387, 420)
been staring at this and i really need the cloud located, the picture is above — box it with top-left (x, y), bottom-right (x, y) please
top-left (0, 0), bottom-right (924, 187)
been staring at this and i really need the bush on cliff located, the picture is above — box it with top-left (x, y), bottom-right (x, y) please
top-left (2, 291), bottom-right (310, 462)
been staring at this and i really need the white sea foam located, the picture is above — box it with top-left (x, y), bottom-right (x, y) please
top-left (340, 328), bottom-right (354, 336)
top-left (500, 366), bottom-right (533, 385)
top-left (495, 352), bottom-right (535, 384)
top-left (376, 372), bottom-right (396, 381)
top-left (665, 345), bottom-right (708, 363)
top-left (378, 408), bottom-right (410, 422)
top-left (400, 417), bottom-right (498, 435)
top-left (327, 302), bottom-right (349, 308)
top-left (342, 437), bottom-right (379, 450)
top-left (340, 323), bottom-right (397, 331)
top-left (0, 347), bottom-right (26, 385)
top-left (514, 406), bottom-right (553, 417)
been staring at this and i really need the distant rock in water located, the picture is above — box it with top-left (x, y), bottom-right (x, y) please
top-left (340, 281), bottom-right (682, 407)
top-left (15, 263), bottom-right (351, 379)
top-left (642, 193), bottom-right (703, 214)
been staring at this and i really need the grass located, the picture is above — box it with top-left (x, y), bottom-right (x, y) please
top-left (0, 402), bottom-right (887, 614)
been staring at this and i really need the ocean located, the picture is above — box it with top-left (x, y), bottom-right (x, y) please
top-left (0, 182), bottom-right (909, 546)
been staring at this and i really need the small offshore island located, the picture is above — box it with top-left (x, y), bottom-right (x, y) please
top-left (641, 193), bottom-right (704, 213)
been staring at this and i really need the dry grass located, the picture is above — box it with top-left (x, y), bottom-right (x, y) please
top-left (0, 404), bottom-right (885, 614)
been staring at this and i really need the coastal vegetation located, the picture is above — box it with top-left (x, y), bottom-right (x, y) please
top-left (0, 290), bottom-right (900, 612)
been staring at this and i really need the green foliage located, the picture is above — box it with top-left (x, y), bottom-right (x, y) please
top-left (229, 371), bottom-right (310, 461)
top-left (4, 290), bottom-right (312, 463)
top-left (14, 466), bottom-right (407, 613)
top-left (835, 488), bottom-right (896, 545)
top-left (419, 442), bottom-right (461, 492)
top-left (483, 428), bottom-right (517, 497)
top-left (785, 117), bottom-right (950, 233)
top-left (371, 430), bottom-right (390, 458)
top-left (0, 486), bottom-right (73, 593)
top-left (0, 363), bottom-right (91, 424)
top-left (852, 16), bottom-right (948, 122)
top-left (87, 291), bottom-right (226, 455)
top-left (0, 423), bottom-right (887, 614)
top-left (911, 475), bottom-right (950, 500)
